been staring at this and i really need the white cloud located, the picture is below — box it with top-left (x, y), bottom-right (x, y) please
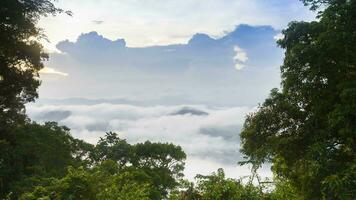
top-left (40, 67), bottom-right (68, 76)
top-left (273, 33), bottom-right (284, 40)
top-left (233, 46), bottom-right (248, 70)
top-left (38, 25), bottom-right (282, 106)
top-left (234, 63), bottom-right (245, 70)
top-left (38, 0), bottom-right (315, 51)
top-left (233, 46), bottom-right (248, 62)
top-left (26, 102), bottom-right (271, 180)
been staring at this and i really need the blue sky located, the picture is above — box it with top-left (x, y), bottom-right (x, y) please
top-left (33, 0), bottom-right (316, 180)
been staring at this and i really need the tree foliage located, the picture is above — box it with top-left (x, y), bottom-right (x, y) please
top-left (93, 132), bottom-right (186, 199)
top-left (0, 122), bottom-right (93, 199)
top-left (20, 161), bottom-right (152, 200)
top-left (0, 0), bottom-right (69, 125)
top-left (240, 0), bottom-right (356, 199)
top-left (0, 128), bottom-right (185, 199)
top-left (169, 169), bottom-right (270, 200)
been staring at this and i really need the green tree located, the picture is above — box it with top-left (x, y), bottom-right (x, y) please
top-left (240, 0), bottom-right (356, 199)
top-left (132, 140), bottom-right (186, 197)
top-left (0, 0), bottom-right (69, 125)
top-left (93, 132), bottom-right (187, 199)
top-left (21, 161), bottom-right (152, 200)
top-left (169, 180), bottom-right (201, 200)
top-left (196, 169), bottom-right (265, 200)
top-left (94, 132), bottom-right (132, 167)
top-left (0, 122), bottom-right (93, 199)
top-left (170, 169), bottom-right (268, 200)
top-left (269, 178), bottom-right (303, 200)
top-left (90, 160), bottom-right (153, 200)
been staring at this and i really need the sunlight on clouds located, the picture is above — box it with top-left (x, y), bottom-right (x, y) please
top-left (38, 0), bottom-right (314, 51)
top-left (40, 67), bottom-right (69, 76)
top-left (233, 46), bottom-right (248, 70)
top-left (233, 46), bottom-right (248, 63)
top-left (234, 63), bottom-right (245, 70)
top-left (274, 33), bottom-right (284, 41)
top-left (38, 25), bottom-right (282, 105)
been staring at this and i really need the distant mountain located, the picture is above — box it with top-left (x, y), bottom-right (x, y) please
top-left (170, 107), bottom-right (209, 116)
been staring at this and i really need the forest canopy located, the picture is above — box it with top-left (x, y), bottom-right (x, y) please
top-left (240, 0), bottom-right (356, 199)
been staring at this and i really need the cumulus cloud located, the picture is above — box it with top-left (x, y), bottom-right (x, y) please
top-left (26, 102), bottom-right (270, 179)
top-left (38, 0), bottom-right (315, 51)
top-left (40, 24), bottom-right (283, 106)
top-left (233, 46), bottom-right (248, 70)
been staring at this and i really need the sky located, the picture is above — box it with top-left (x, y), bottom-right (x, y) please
top-left (28, 0), bottom-right (316, 180)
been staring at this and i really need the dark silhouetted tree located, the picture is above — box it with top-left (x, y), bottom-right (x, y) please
top-left (240, 0), bottom-right (356, 199)
top-left (0, 0), bottom-right (70, 125)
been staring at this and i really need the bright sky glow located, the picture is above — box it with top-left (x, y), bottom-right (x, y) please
top-left (39, 0), bottom-right (314, 51)
top-left (40, 67), bottom-right (69, 76)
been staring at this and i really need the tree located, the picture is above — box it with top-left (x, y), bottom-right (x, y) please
top-left (94, 161), bottom-right (152, 200)
top-left (240, 0), bottom-right (356, 199)
top-left (269, 178), bottom-right (303, 200)
top-left (0, 122), bottom-right (93, 199)
top-left (20, 161), bottom-right (153, 200)
top-left (169, 169), bottom-right (268, 200)
top-left (196, 169), bottom-right (265, 200)
top-left (169, 180), bottom-right (201, 200)
top-left (93, 132), bottom-right (187, 199)
top-left (1, 129), bottom-right (185, 199)
top-left (132, 140), bottom-right (186, 197)
top-left (94, 132), bottom-right (132, 167)
top-left (0, 0), bottom-right (69, 125)
top-left (0, 2), bottom-right (86, 198)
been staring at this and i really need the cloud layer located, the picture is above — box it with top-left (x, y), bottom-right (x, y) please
top-left (27, 102), bottom-right (270, 179)
top-left (39, 24), bottom-right (283, 106)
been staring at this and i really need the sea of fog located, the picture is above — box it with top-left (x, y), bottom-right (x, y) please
top-left (26, 100), bottom-right (271, 180)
